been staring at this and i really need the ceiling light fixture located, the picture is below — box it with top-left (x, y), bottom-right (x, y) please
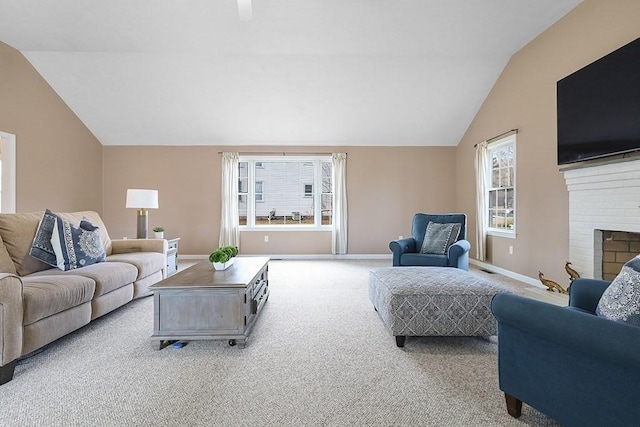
top-left (237, 0), bottom-right (253, 21)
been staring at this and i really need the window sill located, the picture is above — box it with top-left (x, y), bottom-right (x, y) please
top-left (487, 230), bottom-right (516, 239)
top-left (240, 226), bottom-right (332, 232)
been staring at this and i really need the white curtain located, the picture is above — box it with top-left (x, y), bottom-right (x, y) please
top-left (219, 152), bottom-right (240, 249)
top-left (331, 153), bottom-right (348, 255)
top-left (474, 141), bottom-right (488, 261)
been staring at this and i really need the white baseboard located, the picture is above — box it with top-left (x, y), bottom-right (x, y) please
top-left (181, 255), bottom-right (541, 288)
top-left (180, 254), bottom-right (392, 261)
top-left (470, 259), bottom-right (544, 288)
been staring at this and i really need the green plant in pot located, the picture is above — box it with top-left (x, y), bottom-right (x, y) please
top-left (209, 246), bottom-right (239, 269)
top-left (152, 226), bottom-right (165, 238)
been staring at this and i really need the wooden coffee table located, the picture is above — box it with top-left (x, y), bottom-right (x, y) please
top-left (148, 256), bottom-right (269, 349)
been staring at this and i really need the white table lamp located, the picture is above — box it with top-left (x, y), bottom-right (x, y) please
top-left (126, 189), bottom-right (158, 239)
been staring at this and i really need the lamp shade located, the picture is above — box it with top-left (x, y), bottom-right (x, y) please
top-left (126, 189), bottom-right (158, 209)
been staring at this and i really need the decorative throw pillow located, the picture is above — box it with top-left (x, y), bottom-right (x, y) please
top-left (420, 222), bottom-right (462, 255)
top-left (29, 209), bottom-right (60, 267)
top-left (50, 216), bottom-right (106, 271)
top-left (596, 255), bottom-right (640, 327)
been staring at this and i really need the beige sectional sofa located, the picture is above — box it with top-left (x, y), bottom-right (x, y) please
top-left (0, 211), bottom-right (167, 385)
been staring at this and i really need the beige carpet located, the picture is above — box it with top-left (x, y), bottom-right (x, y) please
top-left (0, 260), bottom-right (559, 426)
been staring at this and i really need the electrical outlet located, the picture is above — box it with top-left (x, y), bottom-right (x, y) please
top-left (264, 235), bottom-right (269, 243)
top-left (399, 235), bottom-right (403, 239)
top-left (509, 245), bottom-right (513, 255)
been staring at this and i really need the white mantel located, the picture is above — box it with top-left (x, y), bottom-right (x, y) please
top-left (564, 158), bottom-right (640, 279)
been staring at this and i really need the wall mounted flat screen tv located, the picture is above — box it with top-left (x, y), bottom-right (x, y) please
top-left (557, 37), bottom-right (640, 165)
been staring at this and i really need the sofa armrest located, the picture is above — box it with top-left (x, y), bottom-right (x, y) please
top-left (0, 273), bottom-right (24, 368)
top-left (569, 278), bottom-right (611, 313)
top-left (492, 292), bottom-right (640, 369)
top-left (111, 238), bottom-right (168, 255)
top-left (448, 239), bottom-right (471, 270)
top-left (389, 237), bottom-right (417, 266)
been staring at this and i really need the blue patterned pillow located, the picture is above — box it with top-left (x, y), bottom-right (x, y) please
top-left (596, 256), bottom-right (640, 327)
top-left (420, 222), bottom-right (461, 255)
top-left (29, 209), bottom-right (59, 267)
top-left (50, 216), bottom-right (106, 271)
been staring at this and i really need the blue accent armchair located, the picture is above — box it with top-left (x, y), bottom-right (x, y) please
top-left (491, 279), bottom-right (640, 426)
top-left (389, 213), bottom-right (471, 270)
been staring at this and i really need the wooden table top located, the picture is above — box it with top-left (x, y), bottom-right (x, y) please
top-left (149, 256), bottom-right (270, 290)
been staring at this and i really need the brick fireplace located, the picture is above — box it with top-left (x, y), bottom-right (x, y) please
top-left (564, 158), bottom-right (640, 280)
top-left (601, 230), bottom-right (640, 280)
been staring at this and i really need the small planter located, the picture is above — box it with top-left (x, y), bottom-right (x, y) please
top-left (209, 246), bottom-right (239, 270)
top-left (154, 231), bottom-right (164, 239)
top-left (212, 257), bottom-right (235, 271)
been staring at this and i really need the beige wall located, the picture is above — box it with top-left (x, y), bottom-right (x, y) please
top-left (7, 0), bottom-right (640, 279)
top-left (103, 146), bottom-right (457, 255)
top-left (456, 0), bottom-right (640, 282)
top-left (0, 42), bottom-right (102, 212)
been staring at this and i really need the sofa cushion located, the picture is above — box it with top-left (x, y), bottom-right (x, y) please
top-left (0, 233), bottom-right (17, 274)
top-left (30, 261), bottom-right (138, 298)
top-left (50, 216), bottom-right (106, 271)
top-left (21, 275), bottom-right (96, 326)
top-left (420, 222), bottom-right (461, 255)
top-left (0, 212), bottom-right (52, 276)
top-left (596, 255), bottom-right (640, 327)
top-left (401, 253), bottom-right (448, 267)
top-left (107, 252), bottom-right (165, 280)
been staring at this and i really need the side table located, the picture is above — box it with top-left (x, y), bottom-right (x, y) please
top-left (166, 238), bottom-right (180, 277)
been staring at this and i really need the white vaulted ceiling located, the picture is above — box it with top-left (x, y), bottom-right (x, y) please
top-left (0, 0), bottom-right (581, 146)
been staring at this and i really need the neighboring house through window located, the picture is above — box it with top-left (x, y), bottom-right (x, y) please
top-left (238, 156), bottom-right (332, 228)
top-left (487, 134), bottom-right (516, 236)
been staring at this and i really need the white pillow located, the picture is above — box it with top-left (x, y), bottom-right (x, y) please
top-left (596, 255), bottom-right (640, 327)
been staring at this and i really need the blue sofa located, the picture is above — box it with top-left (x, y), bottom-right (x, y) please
top-left (389, 213), bottom-right (471, 270)
top-left (491, 278), bottom-right (640, 426)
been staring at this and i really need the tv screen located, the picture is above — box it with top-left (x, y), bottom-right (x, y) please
top-left (557, 37), bottom-right (640, 165)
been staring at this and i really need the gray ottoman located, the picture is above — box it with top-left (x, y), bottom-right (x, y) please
top-left (369, 267), bottom-right (508, 347)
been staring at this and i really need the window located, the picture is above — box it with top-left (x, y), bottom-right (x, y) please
top-left (238, 156), bottom-right (332, 228)
top-left (255, 180), bottom-right (264, 202)
top-left (304, 183), bottom-right (313, 197)
top-left (0, 132), bottom-right (16, 213)
top-left (486, 135), bottom-right (516, 236)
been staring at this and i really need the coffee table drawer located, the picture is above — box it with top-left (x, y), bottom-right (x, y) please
top-left (157, 289), bottom-right (244, 333)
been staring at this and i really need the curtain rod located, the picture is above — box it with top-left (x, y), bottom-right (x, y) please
top-left (474, 128), bottom-right (518, 147)
top-left (217, 151), bottom-right (336, 156)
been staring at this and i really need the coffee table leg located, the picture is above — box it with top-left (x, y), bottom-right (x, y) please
top-left (152, 339), bottom-right (177, 350)
top-left (228, 339), bottom-right (247, 348)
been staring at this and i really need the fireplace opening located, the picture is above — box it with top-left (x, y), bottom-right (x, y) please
top-left (600, 230), bottom-right (640, 281)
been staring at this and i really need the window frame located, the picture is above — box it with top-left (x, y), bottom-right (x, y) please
top-left (486, 134), bottom-right (516, 238)
top-left (238, 155), bottom-right (332, 230)
top-left (303, 183), bottom-right (313, 198)
top-left (255, 179), bottom-right (264, 203)
top-left (0, 132), bottom-right (16, 213)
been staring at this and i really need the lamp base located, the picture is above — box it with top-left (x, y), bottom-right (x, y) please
top-left (136, 209), bottom-right (148, 239)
